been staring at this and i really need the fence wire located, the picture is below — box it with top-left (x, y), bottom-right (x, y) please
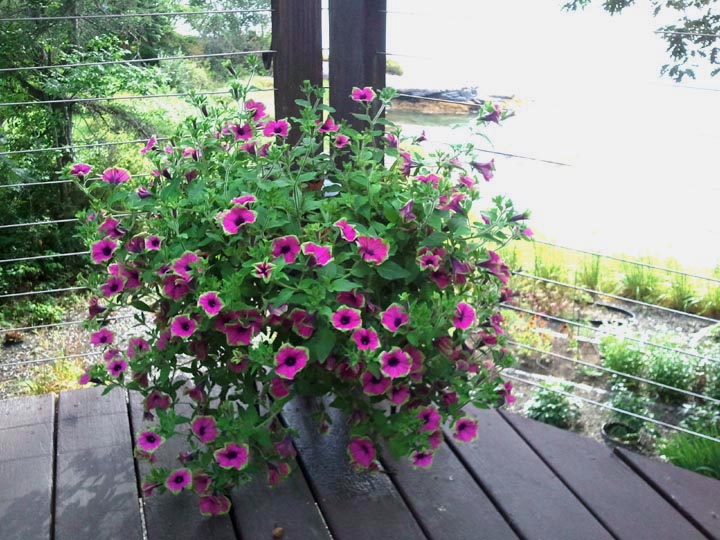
top-left (0, 8), bottom-right (272, 23)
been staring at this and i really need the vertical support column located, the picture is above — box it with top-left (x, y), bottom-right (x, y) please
top-left (329, 0), bottom-right (387, 130)
top-left (271, 0), bottom-right (323, 126)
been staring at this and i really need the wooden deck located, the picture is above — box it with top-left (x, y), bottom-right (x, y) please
top-left (1, 386), bottom-right (718, 540)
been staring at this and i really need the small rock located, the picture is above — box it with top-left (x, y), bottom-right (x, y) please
top-left (3, 331), bottom-right (24, 346)
top-left (272, 526), bottom-right (284, 539)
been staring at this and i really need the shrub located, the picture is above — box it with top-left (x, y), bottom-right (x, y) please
top-left (524, 382), bottom-right (580, 429)
top-left (599, 334), bottom-right (645, 386)
top-left (661, 406), bottom-right (720, 480)
top-left (645, 346), bottom-right (697, 403)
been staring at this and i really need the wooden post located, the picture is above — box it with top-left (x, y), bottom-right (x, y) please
top-left (271, 0), bottom-right (323, 126)
top-left (329, 0), bottom-right (387, 130)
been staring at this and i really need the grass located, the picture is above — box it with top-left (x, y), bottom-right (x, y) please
top-left (14, 358), bottom-right (84, 396)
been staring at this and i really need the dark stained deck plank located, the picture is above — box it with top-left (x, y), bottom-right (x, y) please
top-left (129, 391), bottom-right (237, 540)
top-left (449, 406), bottom-right (614, 540)
top-left (55, 386), bottom-right (143, 540)
top-left (0, 394), bottom-right (54, 540)
top-left (381, 441), bottom-right (519, 540)
top-left (615, 447), bottom-right (720, 539)
top-left (282, 396), bottom-right (428, 540)
top-left (500, 410), bottom-right (709, 540)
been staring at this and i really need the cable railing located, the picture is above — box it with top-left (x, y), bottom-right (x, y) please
top-left (0, 8), bottom-right (273, 23)
top-left (0, 315), bottom-right (134, 335)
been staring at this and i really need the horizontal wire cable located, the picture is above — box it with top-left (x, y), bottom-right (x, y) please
top-left (514, 271), bottom-right (720, 324)
top-left (508, 340), bottom-right (720, 405)
top-left (502, 303), bottom-right (720, 365)
top-left (0, 314), bottom-right (134, 334)
top-left (0, 8), bottom-right (272, 23)
top-left (503, 371), bottom-right (720, 443)
top-left (0, 49), bottom-right (274, 74)
top-left (0, 251), bottom-right (89, 264)
top-left (0, 351), bottom-right (100, 371)
top-left (0, 87), bottom-right (276, 108)
top-left (655, 30), bottom-right (719, 39)
top-left (0, 138), bottom-right (160, 157)
top-left (394, 92), bottom-right (484, 107)
top-left (0, 286), bottom-right (88, 300)
top-left (533, 239), bottom-right (720, 284)
top-left (1, 179), bottom-right (74, 188)
top-left (0, 217), bottom-right (78, 229)
top-left (474, 147), bottom-right (571, 167)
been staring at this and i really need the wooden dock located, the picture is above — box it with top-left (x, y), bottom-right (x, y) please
top-left (1, 386), bottom-right (718, 540)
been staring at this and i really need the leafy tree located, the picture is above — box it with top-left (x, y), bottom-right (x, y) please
top-left (563, 0), bottom-right (720, 80)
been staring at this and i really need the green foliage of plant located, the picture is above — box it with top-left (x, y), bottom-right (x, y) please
top-left (524, 382), bottom-right (580, 429)
top-left (386, 59), bottom-right (404, 76)
top-left (620, 262), bottom-right (660, 303)
top-left (17, 359), bottom-right (84, 396)
top-left (607, 382), bottom-right (657, 438)
top-left (578, 254), bottom-right (601, 291)
top-left (599, 334), bottom-right (646, 386)
top-left (645, 346), bottom-right (697, 403)
top-left (72, 72), bottom-right (529, 514)
top-left (661, 405), bottom-right (720, 480)
top-left (502, 309), bottom-right (553, 357)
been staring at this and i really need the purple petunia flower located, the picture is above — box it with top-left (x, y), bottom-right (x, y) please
top-left (199, 495), bottom-right (231, 517)
top-left (254, 261), bottom-right (274, 281)
top-left (221, 206), bottom-right (257, 234)
top-left (231, 122), bottom-right (253, 141)
top-left (429, 430), bottom-right (443, 449)
top-left (78, 371), bottom-right (90, 385)
top-left (91, 238), bottom-right (117, 264)
top-left (263, 119), bottom-right (290, 138)
top-left (389, 385), bottom-right (410, 406)
top-left (146, 235), bottom-right (162, 251)
top-left (70, 163), bottom-right (91, 179)
top-left (301, 242), bottom-right (333, 266)
top-left (335, 134), bottom-right (350, 148)
top-left (481, 103), bottom-right (502, 124)
top-left (107, 359), bottom-right (128, 378)
top-left (501, 381), bottom-right (516, 405)
top-left (146, 391), bottom-right (170, 411)
top-left (318, 116), bottom-right (339, 133)
top-left (348, 436), bottom-right (376, 468)
top-left (214, 442), bottom-right (249, 470)
top-left (245, 99), bottom-right (266, 121)
top-left (289, 309), bottom-right (315, 338)
top-left (137, 431), bottom-right (163, 452)
top-left (101, 167), bottom-right (131, 185)
top-left (412, 450), bottom-right (434, 468)
top-left (470, 159), bottom-right (495, 182)
top-left (270, 376), bottom-right (290, 398)
top-left (380, 303), bottom-right (409, 333)
top-left (193, 472), bottom-right (212, 495)
top-left (351, 86), bottom-right (376, 102)
top-left (224, 323), bottom-right (253, 346)
top-left (127, 337), bottom-right (150, 359)
top-left (88, 297), bottom-right (106, 319)
top-left (416, 173), bottom-right (440, 189)
top-left (98, 217), bottom-right (125, 239)
top-left (126, 236), bottom-right (145, 253)
top-left (173, 252), bottom-right (200, 280)
top-left (361, 371), bottom-right (391, 396)
top-left (163, 275), bottom-right (190, 300)
top-left (351, 328), bottom-right (379, 351)
top-left (271, 235), bottom-right (301, 263)
top-left (333, 219), bottom-right (357, 242)
top-left (90, 328), bottom-right (114, 347)
top-left (331, 307), bottom-right (362, 332)
top-left (137, 186), bottom-right (151, 199)
top-left (385, 133), bottom-right (398, 148)
top-left (198, 292), bottom-right (223, 316)
top-left (380, 348), bottom-right (411, 379)
top-left (336, 290), bottom-right (365, 309)
top-left (417, 252), bottom-right (441, 272)
top-left (100, 276), bottom-right (124, 297)
top-left (140, 136), bottom-right (157, 154)
top-left (478, 250), bottom-right (510, 284)
top-left (231, 194), bottom-right (257, 206)
top-left (429, 269), bottom-right (451, 289)
top-left (191, 416), bottom-right (218, 443)
top-left (171, 315), bottom-right (197, 338)
top-left (418, 406), bottom-right (441, 433)
top-left (356, 236), bottom-right (389, 265)
top-left (453, 417), bottom-right (479, 442)
top-left (453, 302), bottom-right (476, 330)
top-left (458, 175), bottom-right (476, 190)
top-left (275, 344), bottom-right (309, 380)
top-left (399, 199), bottom-right (416, 222)
top-left (165, 468), bottom-right (192, 494)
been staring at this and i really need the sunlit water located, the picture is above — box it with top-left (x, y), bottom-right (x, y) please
top-left (381, 1), bottom-right (720, 270)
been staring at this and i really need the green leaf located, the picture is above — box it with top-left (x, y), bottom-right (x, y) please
top-left (131, 300), bottom-right (153, 312)
top-left (330, 278), bottom-right (362, 292)
top-left (308, 326), bottom-right (336, 363)
top-left (376, 260), bottom-right (410, 280)
top-left (420, 231), bottom-right (447, 247)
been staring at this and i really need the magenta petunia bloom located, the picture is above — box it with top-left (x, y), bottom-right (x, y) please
top-left (173, 252), bottom-right (200, 280)
top-left (380, 348), bottom-right (411, 379)
top-left (98, 217), bottom-right (125, 239)
top-left (399, 199), bottom-right (416, 222)
top-left (429, 269), bottom-right (451, 289)
top-left (348, 436), bottom-right (375, 468)
top-left (502, 381), bottom-right (516, 405)
top-left (478, 250), bottom-right (510, 284)
top-left (192, 473), bottom-right (212, 495)
top-left (453, 417), bottom-right (479, 442)
top-left (275, 344), bottom-right (309, 380)
top-left (263, 119), bottom-right (290, 137)
top-left (289, 309), bottom-right (315, 338)
top-left (107, 359), bottom-right (128, 378)
top-left (171, 315), bottom-right (197, 338)
top-left (412, 451), bottom-right (434, 468)
top-left (163, 275), bottom-right (190, 300)
top-left (146, 235), bottom-right (162, 250)
top-left (90, 328), bottom-right (114, 347)
top-left (224, 323), bottom-right (253, 346)
top-left (271, 235), bottom-right (301, 263)
top-left (146, 391), bottom-right (170, 411)
top-left (361, 371), bottom-right (391, 396)
top-left (165, 468), bottom-right (192, 494)
top-left (389, 385), bottom-right (410, 406)
top-left (482, 103), bottom-right (502, 124)
top-left (429, 430), bottom-right (443, 449)
top-left (333, 219), bottom-right (357, 242)
top-left (336, 290), bottom-right (365, 309)
top-left (70, 163), bottom-right (91, 178)
top-left (490, 312), bottom-right (505, 334)
top-left (101, 167), bottom-right (131, 185)
top-left (221, 206), bottom-right (257, 234)
top-left (199, 495), bottom-right (231, 517)
top-left (318, 116), bottom-right (339, 133)
top-left (270, 376), bottom-right (290, 398)
top-left (351, 328), bottom-right (379, 351)
top-left (215, 442), bottom-right (249, 470)
top-left (100, 276), bottom-right (124, 297)
top-left (198, 292), bottom-right (223, 316)
top-left (268, 462), bottom-right (291, 486)
top-left (356, 236), bottom-right (389, 265)
top-left (191, 416), bottom-right (218, 443)
top-left (385, 133), bottom-right (398, 148)
top-left (459, 175), bottom-right (476, 190)
top-left (254, 261), bottom-right (274, 281)
top-left (453, 302), bottom-right (476, 330)
top-left (331, 307), bottom-right (362, 332)
top-left (78, 371), bottom-right (90, 385)
top-left (245, 99), bottom-right (266, 121)
top-left (417, 252), bottom-right (441, 271)
top-left (127, 337), bottom-right (150, 359)
top-left (137, 431), bottom-right (163, 452)
top-left (417, 406), bottom-right (441, 433)
top-left (416, 173), bottom-right (440, 189)
top-left (88, 296), bottom-right (106, 319)
top-left (140, 136), bottom-right (157, 154)
top-left (522, 227), bottom-right (534, 238)
top-left (335, 134), bottom-right (350, 148)
top-left (302, 242), bottom-right (333, 266)
top-left (231, 194), bottom-right (257, 206)
top-left (470, 159), bottom-right (495, 182)
top-left (231, 122), bottom-right (253, 141)
top-left (91, 238), bottom-right (117, 264)
top-left (351, 86), bottom-right (376, 102)
top-left (380, 303), bottom-right (409, 333)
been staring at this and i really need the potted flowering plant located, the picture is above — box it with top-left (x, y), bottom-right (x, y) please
top-left (70, 73), bottom-right (529, 516)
